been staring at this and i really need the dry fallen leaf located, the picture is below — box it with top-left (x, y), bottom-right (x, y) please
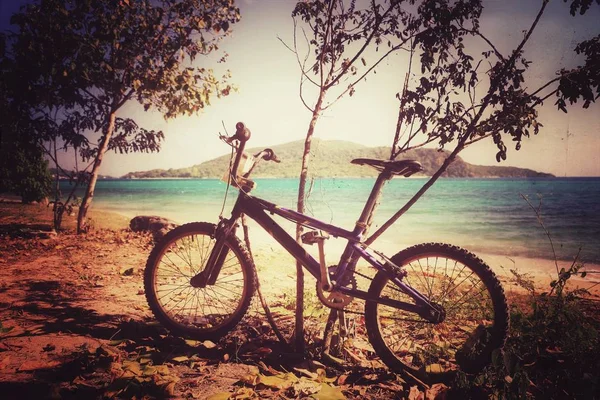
top-left (0, 356), bottom-right (11, 371)
top-left (315, 382), bottom-right (346, 400)
top-left (426, 383), bottom-right (449, 400)
top-left (203, 340), bottom-right (217, 349)
top-left (408, 386), bottom-right (424, 400)
top-left (206, 392), bottom-right (231, 400)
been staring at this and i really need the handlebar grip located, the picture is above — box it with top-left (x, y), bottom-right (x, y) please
top-left (262, 148), bottom-right (281, 163)
top-left (234, 122), bottom-right (251, 142)
top-left (270, 152), bottom-right (281, 163)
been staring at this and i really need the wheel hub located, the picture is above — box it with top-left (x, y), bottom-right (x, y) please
top-left (421, 302), bottom-right (446, 323)
top-left (190, 272), bottom-right (207, 288)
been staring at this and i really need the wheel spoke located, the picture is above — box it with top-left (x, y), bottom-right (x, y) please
top-left (365, 244), bottom-right (508, 379)
top-left (145, 224), bottom-right (255, 339)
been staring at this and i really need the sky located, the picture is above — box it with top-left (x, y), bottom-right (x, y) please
top-left (1, 0), bottom-right (599, 177)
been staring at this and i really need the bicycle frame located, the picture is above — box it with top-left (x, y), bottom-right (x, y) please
top-left (202, 189), bottom-right (438, 318)
top-left (191, 124), bottom-right (439, 319)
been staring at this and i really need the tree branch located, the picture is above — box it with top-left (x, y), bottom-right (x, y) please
top-left (322, 39), bottom-right (414, 111)
top-left (367, 1), bottom-right (551, 245)
top-left (325, 2), bottom-right (396, 89)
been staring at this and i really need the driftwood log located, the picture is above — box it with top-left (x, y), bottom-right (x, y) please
top-left (129, 216), bottom-right (178, 241)
top-left (0, 223), bottom-right (56, 239)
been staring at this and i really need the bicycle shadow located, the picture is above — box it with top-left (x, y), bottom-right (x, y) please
top-left (0, 279), bottom-right (226, 398)
top-left (0, 279), bottom-right (415, 398)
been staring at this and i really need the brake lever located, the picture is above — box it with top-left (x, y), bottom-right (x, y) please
top-left (219, 134), bottom-right (237, 148)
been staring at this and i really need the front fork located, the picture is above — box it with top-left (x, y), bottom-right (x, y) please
top-left (190, 219), bottom-right (236, 288)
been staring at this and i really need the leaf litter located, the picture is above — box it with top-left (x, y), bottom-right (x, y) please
top-left (0, 207), bottom-right (429, 399)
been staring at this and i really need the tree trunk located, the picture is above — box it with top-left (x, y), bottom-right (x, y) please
top-left (76, 111), bottom-right (117, 233)
top-left (52, 139), bottom-right (63, 231)
top-left (295, 92), bottom-right (326, 353)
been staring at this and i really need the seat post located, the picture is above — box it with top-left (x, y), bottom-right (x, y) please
top-left (353, 170), bottom-right (392, 236)
top-left (335, 170), bottom-right (391, 275)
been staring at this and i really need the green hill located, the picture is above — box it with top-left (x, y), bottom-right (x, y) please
top-left (122, 139), bottom-right (554, 179)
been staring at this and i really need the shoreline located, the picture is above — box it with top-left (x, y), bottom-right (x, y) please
top-left (90, 203), bottom-right (600, 276)
top-left (61, 175), bottom-right (600, 181)
top-left (91, 203), bottom-right (598, 264)
top-left (3, 201), bottom-right (598, 295)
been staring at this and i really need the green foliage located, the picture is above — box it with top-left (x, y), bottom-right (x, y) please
top-left (451, 233), bottom-right (599, 398)
top-left (458, 292), bottom-right (600, 399)
top-left (3, 0), bottom-right (240, 231)
top-left (6, 0), bottom-right (240, 159)
top-left (10, 0), bottom-right (239, 118)
top-left (293, 1), bottom-right (599, 166)
top-left (556, 34), bottom-right (600, 112)
top-left (0, 71), bottom-right (52, 203)
top-left (122, 139), bottom-right (553, 179)
top-left (0, 141), bottom-right (52, 203)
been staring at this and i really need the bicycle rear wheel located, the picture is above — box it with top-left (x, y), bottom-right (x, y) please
top-left (144, 222), bottom-right (256, 340)
top-left (365, 243), bottom-right (508, 382)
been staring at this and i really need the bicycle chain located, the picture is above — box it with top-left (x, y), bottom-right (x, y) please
top-left (332, 269), bottom-right (374, 316)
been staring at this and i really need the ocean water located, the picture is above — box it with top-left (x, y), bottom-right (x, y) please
top-left (62, 177), bottom-right (600, 263)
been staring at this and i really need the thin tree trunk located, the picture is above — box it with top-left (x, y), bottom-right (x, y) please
top-left (295, 92), bottom-right (326, 353)
top-left (77, 111), bottom-right (117, 233)
top-left (52, 139), bottom-right (63, 230)
top-left (240, 215), bottom-right (290, 348)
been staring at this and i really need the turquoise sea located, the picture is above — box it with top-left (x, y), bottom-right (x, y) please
top-left (64, 177), bottom-right (600, 263)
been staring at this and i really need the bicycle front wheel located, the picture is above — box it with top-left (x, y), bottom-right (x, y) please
top-left (365, 243), bottom-right (508, 382)
top-left (144, 222), bottom-right (256, 340)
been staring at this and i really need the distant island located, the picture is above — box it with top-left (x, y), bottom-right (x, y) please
top-left (122, 139), bottom-right (554, 179)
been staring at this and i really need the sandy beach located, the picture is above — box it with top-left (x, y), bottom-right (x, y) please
top-left (231, 214), bottom-right (600, 299)
top-left (1, 201), bottom-right (598, 398)
top-left (0, 202), bottom-right (412, 398)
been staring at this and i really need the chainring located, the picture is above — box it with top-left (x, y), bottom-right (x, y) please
top-left (316, 266), bottom-right (357, 309)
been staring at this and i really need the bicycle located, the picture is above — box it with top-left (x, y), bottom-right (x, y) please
top-left (144, 122), bottom-right (509, 383)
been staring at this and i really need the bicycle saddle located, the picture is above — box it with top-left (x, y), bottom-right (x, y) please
top-left (351, 158), bottom-right (423, 177)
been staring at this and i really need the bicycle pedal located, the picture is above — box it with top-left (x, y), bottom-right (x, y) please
top-left (301, 230), bottom-right (330, 245)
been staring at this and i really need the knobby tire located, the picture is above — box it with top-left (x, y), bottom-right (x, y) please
top-left (365, 243), bottom-right (509, 383)
top-left (144, 222), bottom-right (256, 340)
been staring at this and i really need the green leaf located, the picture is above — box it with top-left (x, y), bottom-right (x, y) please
top-left (138, 357), bottom-right (152, 365)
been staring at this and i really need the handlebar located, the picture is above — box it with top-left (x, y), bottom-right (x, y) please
top-left (224, 122), bottom-right (281, 186)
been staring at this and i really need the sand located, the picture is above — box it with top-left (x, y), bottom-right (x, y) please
top-left (1, 201), bottom-right (598, 398)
